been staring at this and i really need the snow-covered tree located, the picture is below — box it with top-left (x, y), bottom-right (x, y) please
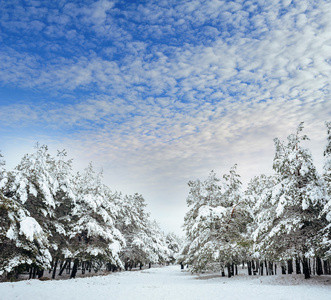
top-left (166, 232), bottom-right (183, 263)
top-left (183, 166), bottom-right (249, 275)
top-left (1, 145), bottom-right (65, 277)
top-left (68, 163), bottom-right (125, 277)
top-left (148, 220), bottom-right (171, 264)
top-left (217, 165), bottom-right (250, 275)
top-left (245, 174), bottom-right (280, 275)
top-left (260, 123), bottom-right (326, 278)
top-left (320, 121), bottom-right (331, 258)
top-left (183, 170), bottom-right (223, 272)
top-left (5, 145), bottom-right (58, 217)
top-left (247, 174), bottom-right (277, 256)
top-left (48, 150), bottom-right (76, 278)
top-left (0, 194), bottom-right (51, 279)
top-left (117, 193), bottom-right (167, 269)
top-left (323, 121), bottom-right (331, 189)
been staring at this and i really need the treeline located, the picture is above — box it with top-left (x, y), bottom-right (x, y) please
top-left (179, 122), bottom-right (331, 279)
top-left (0, 145), bottom-right (182, 281)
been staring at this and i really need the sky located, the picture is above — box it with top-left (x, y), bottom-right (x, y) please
top-left (1, 0), bottom-right (331, 236)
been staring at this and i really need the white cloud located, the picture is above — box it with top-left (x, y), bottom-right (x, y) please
top-left (1, 0), bottom-right (331, 234)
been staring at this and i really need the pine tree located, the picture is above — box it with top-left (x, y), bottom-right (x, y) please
top-left (183, 166), bottom-right (248, 274)
top-left (49, 150), bottom-right (76, 278)
top-left (166, 232), bottom-right (183, 263)
top-left (320, 121), bottom-right (331, 258)
top-left (1, 145), bottom-right (64, 276)
top-left (147, 220), bottom-right (171, 265)
top-left (68, 163), bottom-right (125, 277)
top-left (264, 123), bottom-right (326, 278)
top-left (117, 193), bottom-right (158, 269)
top-left (183, 170), bottom-right (224, 272)
top-left (0, 193), bottom-right (51, 279)
top-left (246, 174), bottom-right (278, 274)
top-left (218, 165), bottom-right (249, 276)
top-left (323, 121), bottom-right (331, 191)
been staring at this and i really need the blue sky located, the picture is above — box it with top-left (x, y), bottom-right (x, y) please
top-left (1, 0), bottom-right (331, 235)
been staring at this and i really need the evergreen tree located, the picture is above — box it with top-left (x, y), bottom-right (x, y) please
top-left (49, 150), bottom-right (76, 278)
top-left (0, 194), bottom-right (51, 279)
top-left (320, 121), bottom-right (331, 258)
top-left (183, 166), bottom-right (248, 274)
top-left (183, 170), bottom-right (223, 272)
top-left (218, 165), bottom-right (249, 276)
top-left (1, 145), bottom-right (64, 276)
top-left (68, 163), bottom-right (125, 276)
top-left (117, 193), bottom-right (157, 269)
top-left (263, 123), bottom-right (326, 278)
top-left (166, 232), bottom-right (183, 263)
top-left (246, 174), bottom-right (280, 274)
top-left (147, 220), bottom-right (171, 265)
top-left (323, 121), bottom-right (331, 191)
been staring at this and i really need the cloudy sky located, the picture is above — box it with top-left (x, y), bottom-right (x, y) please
top-left (1, 0), bottom-right (331, 235)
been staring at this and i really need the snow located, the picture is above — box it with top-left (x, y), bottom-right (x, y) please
top-left (1, 265), bottom-right (330, 300)
top-left (19, 216), bottom-right (43, 242)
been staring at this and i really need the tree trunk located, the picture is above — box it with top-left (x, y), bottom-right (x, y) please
top-left (221, 265), bottom-right (225, 277)
top-left (316, 257), bottom-right (323, 275)
top-left (67, 259), bottom-right (71, 274)
top-left (29, 266), bottom-right (33, 279)
top-left (269, 261), bottom-right (274, 275)
top-left (247, 261), bottom-right (252, 276)
top-left (70, 259), bottom-right (79, 279)
top-left (59, 260), bottom-right (68, 276)
top-left (260, 262), bottom-right (264, 275)
top-left (82, 262), bottom-right (86, 274)
top-left (287, 259), bottom-right (293, 274)
top-left (302, 257), bottom-right (310, 279)
top-left (323, 260), bottom-right (329, 275)
top-left (59, 260), bottom-right (63, 272)
top-left (37, 269), bottom-right (44, 278)
top-left (265, 260), bottom-right (268, 276)
top-left (49, 260), bottom-right (54, 274)
top-left (295, 258), bottom-right (301, 274)
top-left (227, 263), bottom-right (232, 278)
top-left (52, 258), bottom-right (58, 279)
top-left (235, 264), bottom-right (238, 276)
top-left (255, 259), bottom-right (259, 275)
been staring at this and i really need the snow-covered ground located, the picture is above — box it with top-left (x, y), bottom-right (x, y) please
top-left (1, 265), bottom-right (331, 300)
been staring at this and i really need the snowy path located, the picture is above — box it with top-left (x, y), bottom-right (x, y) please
top-left (1, 265), bottom-right (331, 300)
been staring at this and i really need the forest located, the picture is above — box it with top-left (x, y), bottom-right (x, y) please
top-left (179, 122), bottom-right (331, 279)
top-left (1, 122), bottom-right (331, 282)
top-left (0, 145), bottom-right (182, 281)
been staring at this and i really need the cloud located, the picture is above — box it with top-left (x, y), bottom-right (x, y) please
top-left (1, 0), bottom-right (331, 234)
